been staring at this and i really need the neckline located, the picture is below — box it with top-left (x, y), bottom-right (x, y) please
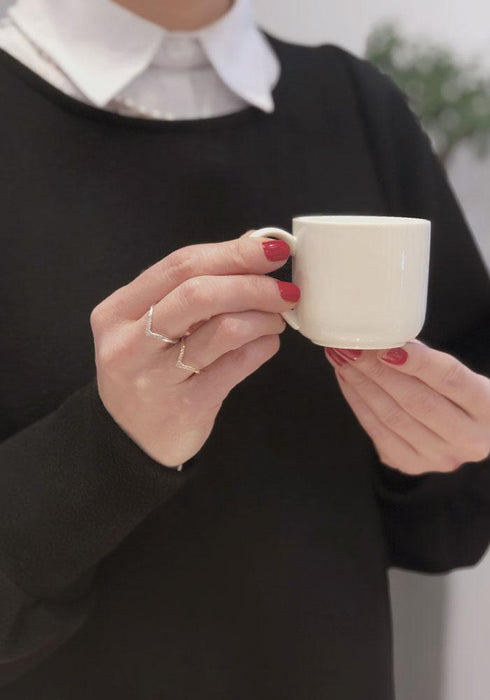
top-left (0, 33), bottom-right (282, 132)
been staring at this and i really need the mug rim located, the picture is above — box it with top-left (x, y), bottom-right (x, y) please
top-left (293, 215), bottom-right (430, 226)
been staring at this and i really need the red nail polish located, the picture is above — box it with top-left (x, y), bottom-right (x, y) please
top-left (380, 348), bottom-right (408, 365)
top-left (335, 349), bottom-right (363, 361)
top-left (262, 240), bottom-right (291, 261)
top-left (325, 347), bottom-right (347, 367)
top-left (277, 281), bottom-right (301, 302)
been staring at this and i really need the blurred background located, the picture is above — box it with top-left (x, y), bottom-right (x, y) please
top-left (1, 1), bottom-right (489, 698)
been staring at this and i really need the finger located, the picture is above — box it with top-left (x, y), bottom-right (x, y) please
top-left (334, 371), bottom-right (426, 474)
top-left (329, 348), bottom-right (481, 451)
top-left (161, 311), bottom-right (286, 384)
top-left (376, 340), bottom-right (490, 418)
top-left (140, 274), bottom-right (299, 351)
top-left (101, 232), bottom-right (292, 321)
top-left (334, 364), bottom-right (460, 470)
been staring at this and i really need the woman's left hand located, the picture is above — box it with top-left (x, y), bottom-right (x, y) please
top-left (324, 341), bottom-right (490, 475)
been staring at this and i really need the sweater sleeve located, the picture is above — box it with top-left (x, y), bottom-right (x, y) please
top-left (0, 378), bottom-right (195, 684)
top-left (338, 46), bottom-right (490, 573)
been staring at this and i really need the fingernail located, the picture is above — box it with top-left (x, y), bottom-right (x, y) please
top-left (325, 347), bottom-right (347, 367)
top-left (263, 240), bottom-right (291, 261)
top-left (277, 281), bottom-right (301, 302)
top-left (380, 348), bottom-right (408, 365)
top-left (335, 349), bottom-right (363, 361)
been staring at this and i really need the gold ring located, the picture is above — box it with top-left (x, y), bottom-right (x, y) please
top-left (145, 305), bottom-right (180, 345)
top-left (175, 338), bottom-right (201, 374)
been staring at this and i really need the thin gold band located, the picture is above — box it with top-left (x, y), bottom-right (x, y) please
top-left (146, 306), bottom-right (201, 374)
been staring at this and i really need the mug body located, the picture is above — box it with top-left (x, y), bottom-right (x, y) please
top-left (291, 216), bottom-right (431, 349)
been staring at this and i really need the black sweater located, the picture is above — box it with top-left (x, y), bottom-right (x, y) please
top-left (0, 33), bottom-right (489, 700)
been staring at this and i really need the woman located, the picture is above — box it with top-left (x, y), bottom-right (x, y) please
top-left (0, 0), bottom-right (489, 698)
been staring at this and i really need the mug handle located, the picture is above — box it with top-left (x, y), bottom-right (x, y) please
top-left (248, 227), bottom-right (300, 331)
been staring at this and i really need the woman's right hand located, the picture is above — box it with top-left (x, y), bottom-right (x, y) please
top-left (89, 232), bottom-right (300, 468)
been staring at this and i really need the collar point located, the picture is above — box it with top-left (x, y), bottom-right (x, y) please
top-left (251, 97), bottom-right (275, 114)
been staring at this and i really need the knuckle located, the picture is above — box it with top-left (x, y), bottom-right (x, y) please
top-left (167, 247), bottom-right (195, 279)
top-left (180, 276), bottom-right (210, 307)
top-left (369, 364), bottom-right (389, 384)
top-left (90, 305), bottom-right (102, 330)
top-left (441, 360), bottom-right (466, 392)
top-left (90, 304), bottom-right (107, 333)
top-left (217, 315), bottom-right (247, 342)
top-left (366, 360), bottom-right (385, 381)
top-left (249, 273), bottom-right (268, 298)
top-left (231, 236), bottom-right (251, 270)
top-left (345, 369), bottom-right (368, 388)
top-left (382, 405), bottom-right (411, 431)
top-left (405, 390), bottom-right (438, 418)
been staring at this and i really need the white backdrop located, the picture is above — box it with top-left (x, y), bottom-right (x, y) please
top-left (1, 1), bottom-right (489, 698)
top-left (253, 0), bottom-right (490, 68)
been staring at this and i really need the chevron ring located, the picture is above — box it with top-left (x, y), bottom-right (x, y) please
top-left (145, 305), bottom-right (201, 374)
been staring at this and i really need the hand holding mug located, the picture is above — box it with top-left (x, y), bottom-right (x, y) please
top-left (90, 233), bottom-right (299, 468)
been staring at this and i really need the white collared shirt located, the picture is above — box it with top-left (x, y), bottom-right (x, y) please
top-left (0, 0), bottom-right (280, 120)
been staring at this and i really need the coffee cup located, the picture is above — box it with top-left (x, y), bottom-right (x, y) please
top-left (249, 215), bottom-right (431, 349)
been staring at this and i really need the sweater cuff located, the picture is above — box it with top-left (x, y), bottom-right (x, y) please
top-left (0, 379), bottom-right (196, 597)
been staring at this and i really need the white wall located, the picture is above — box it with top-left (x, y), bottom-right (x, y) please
top-left (252, 2), bottom-right (490, 700)
top-left (253, 0), bottom-right (490, 68)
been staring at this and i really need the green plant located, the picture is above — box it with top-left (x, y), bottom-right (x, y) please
top-left (365, 23), bottom-right (490, 168)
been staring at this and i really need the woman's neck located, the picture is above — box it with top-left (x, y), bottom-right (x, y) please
top-left (112, 0), bottom-right (233, 31)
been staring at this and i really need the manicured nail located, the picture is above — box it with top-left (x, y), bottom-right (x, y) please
top-left (325, 347), bottom-right (347, 367)
top-left (380, 348), bottom-right (408, 365)
top-left (263, 240), bottom-right (291, 261)
top-left (335, 349), bottom-right (363, 361)
top-left (277, 281), bottom-right (301, 302)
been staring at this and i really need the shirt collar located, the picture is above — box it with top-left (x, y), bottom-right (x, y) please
top-left (8, 0), bottom-right (280, 112)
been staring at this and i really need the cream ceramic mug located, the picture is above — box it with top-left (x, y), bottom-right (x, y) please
top-left (249, 216), bottom-right (431, 349)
